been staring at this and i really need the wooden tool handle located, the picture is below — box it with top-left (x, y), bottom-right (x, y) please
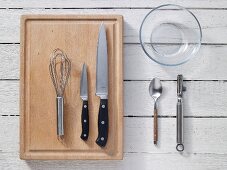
top-left (154, 107), bottom-right (158, 145)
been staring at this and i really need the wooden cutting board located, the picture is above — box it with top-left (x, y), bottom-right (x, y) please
top-left (20, 15), bottom-right (123, 160)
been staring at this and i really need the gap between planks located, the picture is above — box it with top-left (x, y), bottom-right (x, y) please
top-left (1, 42), bottom-right (227, 45)
top-left (0, 79), bottom-right (226, 82)
top-left (1, 151), bottom-right (227, 155)
top-left (2, 115), bottom-right (227, 118)
top-left (3, 7), bottom-right (227, 10)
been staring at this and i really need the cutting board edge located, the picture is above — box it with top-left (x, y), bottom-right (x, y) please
top-left (20, 14), bottom-right (124, 160)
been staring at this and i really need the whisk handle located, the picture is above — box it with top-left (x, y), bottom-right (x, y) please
top-left (57, 97), bottom-right (64, 137)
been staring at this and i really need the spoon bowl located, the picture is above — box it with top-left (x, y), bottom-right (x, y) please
top-left (149, 78), bottom-right (163, 100)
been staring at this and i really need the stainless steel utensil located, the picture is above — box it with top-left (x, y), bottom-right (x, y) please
top-left (149, 78), bottom-right (162, 145)
top-left (176, 74), bottom-right (186, 151)
top-left (49, 48), bottom-right (71, 139)
top-left (95, 23), bottom-right (109, 147)
top-left (80, 63), bottom-right (89, 141)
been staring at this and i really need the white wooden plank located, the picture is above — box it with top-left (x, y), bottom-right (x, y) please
top-left (1, 116), bottom-right (227, 154)
top-left (0, 81), bottom-right (226, 116)
top-left (1, 0), bottom-right (227, 8)
top-left (0, 117), bottom-right (19, 152)
top-left (0, 9), bottom-right (227, 44)
top-left (0, 2), bottom-right (226, 169)
top-left (124, 44), bottom-right (227, 80)
top-left (0, 44), bottom-right (19, 79)
top-left (124, 117), bottom-right (227, 154)
top-left (1, 44), bottom-right (227, 80)
top-left (125, 81), bottom-right (227, 116)
top-left (1, 152), bottom-right (226, 170)
top-left (0, 81), bottom-right (18, 115)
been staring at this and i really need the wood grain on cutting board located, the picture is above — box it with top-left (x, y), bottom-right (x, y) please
top-left (20, 15), bottom-right (123, 160)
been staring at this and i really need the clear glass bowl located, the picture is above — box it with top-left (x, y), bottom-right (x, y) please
top-left (139, 4), bottom-right (202, 66)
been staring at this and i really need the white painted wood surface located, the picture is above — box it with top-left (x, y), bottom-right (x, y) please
top-left (0, 1), bottom-right (227, 169)
top-left (1, 0), bottom-right (227, 8)
top-left (2, 116), bottom-right (227, 154)
top-left (1, 81), bottom-right (227, 117)
top-left (2, 9), bottom-right (227, 44)
top-left (1, 44), bottom-right (227, 80)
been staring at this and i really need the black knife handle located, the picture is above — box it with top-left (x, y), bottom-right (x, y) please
top-left (80, 100), bottom-right (89, 141)
top-left (96, 99), bottom-right (108, 147)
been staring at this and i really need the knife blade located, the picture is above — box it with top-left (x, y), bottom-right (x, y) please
top-left (95, 23), bottom-right (108, 147)
top-left (80, 63), bottom-right (89, 141)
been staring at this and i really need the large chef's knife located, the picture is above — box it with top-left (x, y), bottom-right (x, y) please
top-left (80, 63), bottom-right (89, 141)
top-left (95, 23), bottom-right (108, 147)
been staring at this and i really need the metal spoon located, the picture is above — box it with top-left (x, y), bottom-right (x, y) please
top-left (149, 78), bottom-right (162, 145)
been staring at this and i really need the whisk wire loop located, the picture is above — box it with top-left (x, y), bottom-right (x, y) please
top-left (49, 48), bottom-right (71, 97)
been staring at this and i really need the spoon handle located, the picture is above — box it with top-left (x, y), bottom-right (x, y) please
top-left (154, 104), bottom-right (158, 145)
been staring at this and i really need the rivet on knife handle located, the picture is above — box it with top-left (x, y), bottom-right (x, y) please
top-left (80, 100), bottom-right (89, 140)
top-left (96, 99), bottom-right (108, 147)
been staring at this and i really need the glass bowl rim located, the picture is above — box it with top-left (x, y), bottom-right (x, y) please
top-left (139, 4), bottom-right (203, 66)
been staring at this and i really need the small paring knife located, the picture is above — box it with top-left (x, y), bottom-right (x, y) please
top-left (80, 63), bottom-right (89, 141)
top-left (95, 23), bottom-right (109, 147)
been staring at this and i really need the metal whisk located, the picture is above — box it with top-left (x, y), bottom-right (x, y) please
top-left (49, 48), bottom-right (71, 139)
